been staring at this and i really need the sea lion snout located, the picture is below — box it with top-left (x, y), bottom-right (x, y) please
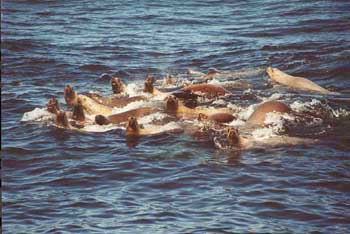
top-left (165, 95), bottom-right (178, 113)
top-left (227, 127), bottom-right (239, 146)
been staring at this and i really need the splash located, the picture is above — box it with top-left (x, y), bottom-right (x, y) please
top-left (21, 108), bottom-right (54, 122)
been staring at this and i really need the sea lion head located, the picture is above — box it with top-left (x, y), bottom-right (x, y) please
top-left (143, 80), bottom-right (154, 93)
top-left (165, 95), bottom-right (179, 113)
top-left (146, 74), bottom-right (156, 84)
top-left (55, 111), bottom-right (70, 128)
top-left (111, 77), bottom-right (124, 94)
top-left (126, 116), bottom-right (140, 134)
top-left (197, 113), bottom-right (208, 122)
top-left (95, 115), bottom-right (110, 125)
top-left (226, 127), bottom-right (240, 146)
top-left (47, 98), bottom-right (60, 114)
top-left (64, 85), bottom-right (77, 106)
top-left (72, 98), bottom-right (85, 122)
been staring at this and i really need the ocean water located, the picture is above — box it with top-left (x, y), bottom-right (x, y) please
top-left (2, 0), bottom-right (350, 233)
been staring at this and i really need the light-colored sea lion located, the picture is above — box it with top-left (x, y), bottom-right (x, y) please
top-left (198, 112), bottom-right (235, 124)
top-left (85, 93), bottom-right (147, 108)
top-left (64, 85), bottom-right (113, 116)
top-left (165, 95), bottom-right (232, 119)
top-left (111, 77), bottom-right (126, 94)
top-left (163, 74), bottom-right (176, 86)
top-left (247, 101), bottom-right (291, 126)
top-left (181, 83), bottom-right (230, 98)
top-left (125, 116), bottom-right (182, 137)
top-left (266, 67), bottom-right (340, 95)
top-left (224, 127), bottom-right (317, 150)
top-left (95, 107), bottom-right (156, 125)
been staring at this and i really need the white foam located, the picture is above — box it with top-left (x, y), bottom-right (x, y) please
top-left (145, 121), bottom-right (182, 134)
top-left (21, 108), bottom-right (54, 122)
top-left (111, 100), bottom-right (154, 114)
top-left (81, 124), bottom-right (121, 133)
top-left (125, 83), bottom-right (142, 97)
top-left (138, 112), bottom-right (168, 125)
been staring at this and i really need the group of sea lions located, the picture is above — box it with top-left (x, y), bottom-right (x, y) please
top-left (46, 67), bottom-right (340, 149)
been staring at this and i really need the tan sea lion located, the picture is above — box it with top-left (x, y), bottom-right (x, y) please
top-left (64, 85), bottom-right (113, 116)
top-left (165, 95), bottom-right (232, 119)
top-left (266, 67), bottom-right (340, 95)
top-left (247, 101), bottom-right (291, 126)
top-left (95, 107), bottom-right (156, 125)
top-left (181, 83), bottom-right (230, 98)
top-left (198, 112), bottom-right (235, 124)
top-left (85, 93), bottom-right (147, 108)
top-left (125, 116), bottom-right (182, 137)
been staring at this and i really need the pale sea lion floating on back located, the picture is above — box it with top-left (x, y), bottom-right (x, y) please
top-left (266, 67), bottom-right (340, 95)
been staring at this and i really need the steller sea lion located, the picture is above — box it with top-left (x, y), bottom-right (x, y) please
top-left (111, 77), bottom-right (126, 94)
top-left (266, 67), bottom-right (340, 95)
top-left (47, 98), bottom-right (60, 114)
top-left (125, 116), bottom-right (182, 137)
top-left (198, 112), bottom-right (235, 124)
top-left (246, 101), bottom-right (291, 126)
top-left (55, 111), bottom-right (72, 129)
top-left (85, 92), bottom-right (147, 108)
top-left (224, 127), bottom-right (318, 150)
top-left (165, 95), bottom-right (232, 119)
top-left (181, 83), bottom-right (230, 98)
top-left (95, 107), bottom-right (156, 125)
top-left (64, 85), bottom-right (113, 116)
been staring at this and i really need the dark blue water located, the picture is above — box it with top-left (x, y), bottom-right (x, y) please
top-left (2, 0), bottom-right (350, 233)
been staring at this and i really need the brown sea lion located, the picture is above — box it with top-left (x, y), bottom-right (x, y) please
top-left (125, 116), bottom-right (182, 137)
top-left (224, 127), bottom-right (318, 150)
top-left (246, 101), bottom-right (291, 126)
top-left (95, 107), bottom-right (156, 125)
top-left (266, 67), bottom-right (340, 95)
top-left (165, 95), bottom-right (232, 119)
top-left (64, 85), bottom-right (78, 106)
top-left (198, 112), bottom-right (235, 124)
top-left (181, 83), bottom-right (229, 98)
top-left (111, 77), bottom-right (126, 94)
top-left (85, 93), bottom-right (147, 108)
top-left (55, 111), bottom-right (72, 129)
top-left (47, 98), bottom-right (60, 114)
top-left (64, 85), bottom-right (113, 116)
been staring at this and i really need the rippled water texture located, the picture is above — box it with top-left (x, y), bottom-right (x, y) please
top-left (2, 1), bottom-right (350, 233)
